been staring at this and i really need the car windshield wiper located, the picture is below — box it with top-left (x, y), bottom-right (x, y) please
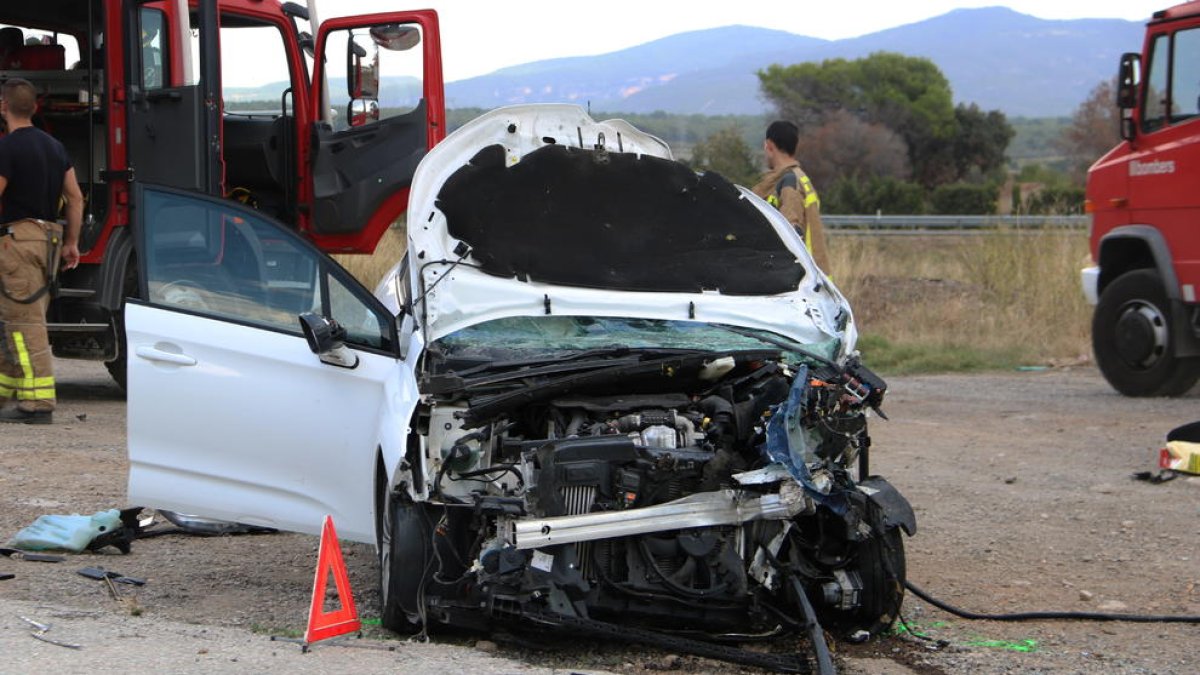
top-left (458, 348), bottom-right (782, 428)
top-left (424, 347), bottom-right (710, 396)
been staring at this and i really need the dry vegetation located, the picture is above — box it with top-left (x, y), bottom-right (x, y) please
top-left (331, 220), bottom-right (1093, 375)
top-left (332, 220), bottom-right (408, 292)
top-left (829, 228), bottom-right (1093, 373)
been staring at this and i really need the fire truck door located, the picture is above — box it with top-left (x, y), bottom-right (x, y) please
top-left (126, 0), bottom-right (221, 195)
top-left (306, 11), bottom-right (445, 253)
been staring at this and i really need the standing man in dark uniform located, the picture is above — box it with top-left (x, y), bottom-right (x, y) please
top-left (752, 120), bottom-right (830, 272)
top-left (0, 77), bottom-right (83, 423)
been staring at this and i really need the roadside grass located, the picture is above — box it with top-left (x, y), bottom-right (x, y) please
top-left (329, 219), bottom-right (1092, 377)
top-left (830, 228), bottom-right (1092, 375)
top-left (332, 219), bottom-right (408, 293)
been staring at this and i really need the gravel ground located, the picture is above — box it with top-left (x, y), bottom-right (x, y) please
top-left (1, 359), bottom-right (1198, 674)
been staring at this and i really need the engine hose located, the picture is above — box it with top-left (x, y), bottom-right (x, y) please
top-left (905, 580), bottom-right (1200, 623)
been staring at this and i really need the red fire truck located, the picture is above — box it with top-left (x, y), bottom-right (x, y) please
top-left (1084, 1), bottom-right (1200, 396)
top-left (0, 0), bottom-right (444, 386)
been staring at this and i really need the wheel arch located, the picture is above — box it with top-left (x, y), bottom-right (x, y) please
top-left (1097, 227), bottom-right (1200, 358)
top-left (1097, 226), bottom-right (1180, 300)
top-left (96, 225), bottom-right (138, 311)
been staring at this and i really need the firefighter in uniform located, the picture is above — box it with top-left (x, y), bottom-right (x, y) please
top-left (0, 77), bottom-right (83, 424)
top-left (751, 120), bottom-right (829, 272)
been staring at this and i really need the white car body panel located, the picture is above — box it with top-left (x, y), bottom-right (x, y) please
top-left (126, 303), bottom-right (413, 542)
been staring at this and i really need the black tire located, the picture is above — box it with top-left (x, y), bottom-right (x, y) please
top-left (104, 352), bottom-right (126, 391)
top-left (378, 487), bottom-right (431, 633)
top-left (818, 526), bottom-right (906, 638)
top-left (1093, 269), bottom-right (1200, 397)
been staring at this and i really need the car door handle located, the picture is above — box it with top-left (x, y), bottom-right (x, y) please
top-left (134, 345), bottom-right (198, 367)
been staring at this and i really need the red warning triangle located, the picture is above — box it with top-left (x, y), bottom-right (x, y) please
top-left (305, 515), bottom-right (361, 644)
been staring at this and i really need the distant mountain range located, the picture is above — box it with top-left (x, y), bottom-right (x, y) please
top-left (443, 7), bottom-right (1144, 118)
top-left (224, 7), bottom-right (1144, 118)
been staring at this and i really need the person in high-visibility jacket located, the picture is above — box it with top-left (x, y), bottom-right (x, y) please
top-left (751, 120), bottom-right (829, 272)
top-left (0, 78), bottom-right (83, 424)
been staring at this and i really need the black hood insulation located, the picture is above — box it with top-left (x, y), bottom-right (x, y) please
top-left (436, 144), bottom-right (806, 295)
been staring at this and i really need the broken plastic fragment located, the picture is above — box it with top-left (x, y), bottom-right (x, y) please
top-left (7, 509), bottom-right (121, 553)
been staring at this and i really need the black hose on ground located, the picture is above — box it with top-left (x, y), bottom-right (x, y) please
top-left (905, 579), bottom-right (1200, 623)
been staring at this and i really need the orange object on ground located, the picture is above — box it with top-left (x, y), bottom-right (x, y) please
top-left (304, 515), bottom-right (361, 644)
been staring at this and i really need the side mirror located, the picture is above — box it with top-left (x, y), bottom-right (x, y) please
top-left (369, 24), bottom-right (420, 52)
top-left (347, 99), bottom-right (379, 128)
top-left (1117, 52), bottom-right (1141, 141)
top-left (1117, 52), bottom-right (1140, 110)
top-left (346, 33), bottom-right (379, 100)
top-left (299, 312), bottom-right (359, 368)
top-left (298, 31), bottom-right (314, 58)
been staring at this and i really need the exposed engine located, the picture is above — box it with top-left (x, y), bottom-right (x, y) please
top-left (392, 349), bottom-right (915, 654)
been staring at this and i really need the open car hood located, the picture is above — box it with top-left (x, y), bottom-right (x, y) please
top-left (387, 104), bottom-right (857, 360)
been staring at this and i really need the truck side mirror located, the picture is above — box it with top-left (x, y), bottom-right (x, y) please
top-left (1117, 52), bottom-right (1140, 141)
top-left (369, 24), bottom-right (420, 52)
top-left (1117, 52), bottom-right (1140, 109)
top-left (346, 33), bottom-right (379, 101)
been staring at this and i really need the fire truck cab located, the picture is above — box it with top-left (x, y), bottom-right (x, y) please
top-left (1084, 1), bottom-right (1200, 396)
top-left (0, 0), bottom-right (444, 386)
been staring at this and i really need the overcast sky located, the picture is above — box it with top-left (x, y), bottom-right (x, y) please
top-left (320, 0), bottom-right (1170, 82)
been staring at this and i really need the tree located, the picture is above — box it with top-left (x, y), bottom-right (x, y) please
top-left (1059, 79), bottom-right (1121, 185)
top-left (949, 104), bottom-right (1014, 182)
top-left (798, 110), bottom-right (910, 190)
top-left (758, 52), bottom-right (991, 188)
top-left (689, 126), bottom-right (761, 187)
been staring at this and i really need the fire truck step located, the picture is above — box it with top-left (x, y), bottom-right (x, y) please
top-left (54, 288), bottom-right (97, 299)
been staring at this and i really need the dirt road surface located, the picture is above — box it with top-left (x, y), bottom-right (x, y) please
top-left (1, 359), bottom-right (1197, 674)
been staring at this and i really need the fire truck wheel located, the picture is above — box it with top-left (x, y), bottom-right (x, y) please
top-left (1093, 269), bottom-right (1200, 396)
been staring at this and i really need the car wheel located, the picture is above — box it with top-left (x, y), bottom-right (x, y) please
top-left (1093, 269), bottom-right (1200, 397)
top-left (839, 526), bottom-right (906, 638)
top-left (378, 486), bottom-right (431, 633)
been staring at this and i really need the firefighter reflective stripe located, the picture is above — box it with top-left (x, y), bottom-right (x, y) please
top-left (767, 194), bottom-right (781, 207)
top-left (800, 175), bottom-right (819, 207)
top-left (7, 332), bottom-right (55, 400)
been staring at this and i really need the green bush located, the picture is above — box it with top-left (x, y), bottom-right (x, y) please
top-left (930, 183), bottom-right (997, 214)
top-left (824, 176), bottom-right (925, 214)
top-left (1024, 186), bottom-right (1085, 215)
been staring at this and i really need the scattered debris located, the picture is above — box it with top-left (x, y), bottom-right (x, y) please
top-left (1132, 470), bottom-right (1177, 484)
top-left (1079, 590), bottom-right (1094, 601)
top-left (7, 509), bottom-right (122, 553)
top-left (1161, 421), bottom-right (1200, 475)
top-left (0, 547), bottom-right (66, 563)
top-left (156, 510), bottom-right (276, 536)
top-left (0, 572), bottom-right (13, 581)
top-left (21, 615), bottom-right (81, 650)
top-left (77, 566), bottom-right (146, 586)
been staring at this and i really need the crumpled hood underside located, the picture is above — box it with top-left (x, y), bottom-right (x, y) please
top-left (436, 143), bottom-right (805, 296)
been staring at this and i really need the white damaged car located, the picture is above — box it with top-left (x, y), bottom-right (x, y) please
top-left (126, 104), bottom-right (913, 670)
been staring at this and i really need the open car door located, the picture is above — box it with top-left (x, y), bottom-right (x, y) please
top-left (306, 10), bottom-right (444, 253)
top-left (125, 184), bottom-right (415, 542)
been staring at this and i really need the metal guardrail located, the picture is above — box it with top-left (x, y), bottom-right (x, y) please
top-left (823, 214), bottom-right (1088, 232)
